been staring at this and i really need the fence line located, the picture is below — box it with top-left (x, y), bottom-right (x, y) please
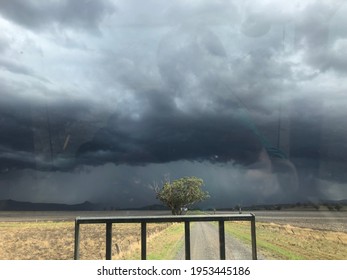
top-left (74, 214), bottom-right (257, 260)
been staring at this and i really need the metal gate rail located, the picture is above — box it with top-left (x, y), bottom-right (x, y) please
top-left (74, 214), bottom-right (257, 260)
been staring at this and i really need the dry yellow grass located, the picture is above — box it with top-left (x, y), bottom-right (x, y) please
top-left (0, 221), bottom-right (174, 260)
top-left (0, 221), bottom-right (75, 260)
top-left (225, 221), bottom-right (347, 260)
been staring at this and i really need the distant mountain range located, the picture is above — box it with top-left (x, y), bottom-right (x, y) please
top-left (0, 199), bottom-right (345, 211)
top-left (0, 199), bottom-right (99, 211)
top-left (0, 199), bottom-right (170, 211)
top-left (217, 199), bottom-right (347, 211)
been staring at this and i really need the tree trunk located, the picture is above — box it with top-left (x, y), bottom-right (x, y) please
top-left (171, 208), bottom-right (182, 215)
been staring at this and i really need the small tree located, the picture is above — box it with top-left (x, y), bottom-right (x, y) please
top-left (155, 176), bottom-right (209, 215)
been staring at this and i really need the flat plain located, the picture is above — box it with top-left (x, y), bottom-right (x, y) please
top-left (0, 210), bottom-right (346, 260)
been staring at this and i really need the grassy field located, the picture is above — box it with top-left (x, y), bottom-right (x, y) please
top-left (224, 221), bottom-right (347, 260)
top-left (1, 216), bottom-right (346, 260)
top-left (0, 221), bottom-right (183, 260)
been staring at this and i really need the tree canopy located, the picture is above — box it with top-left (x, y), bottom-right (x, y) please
top-left (155, 176), bottom-right (209, 215)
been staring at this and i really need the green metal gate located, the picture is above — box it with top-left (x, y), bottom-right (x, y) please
top-left (74, 214), bottom-right (257, 260)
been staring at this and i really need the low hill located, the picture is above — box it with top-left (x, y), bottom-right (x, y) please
top-left (0, 199), bottom-right (98, 211)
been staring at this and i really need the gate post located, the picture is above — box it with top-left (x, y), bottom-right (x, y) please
top-left (251, 214), bottom-right (257, 260)
top-left (74, 219), bottom-right (80, 260)
top-left (219, 221), bottom-right (226, 260)
top-left (141, 222), bottom-right (147, 260)
top-left (184, 221), bottom-right (191, 260)
top-left (106, 223), bottom-right (112, 260)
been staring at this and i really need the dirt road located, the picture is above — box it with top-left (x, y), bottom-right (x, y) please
top-left (175, 222), bottom-right (264, 260)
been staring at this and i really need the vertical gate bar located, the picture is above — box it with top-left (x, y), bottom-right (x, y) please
top-left (74, 220), bottom-right (80, 260)
top-left (251, 215), bottom-right (257, 260)
top-left (219, 220), bottom-right (226, 260)
top-left (184, 221), bottom-right (191, 260)
top-left (141, 222), bottom-right (147, 260)
top-left (106, 223), bottom-right (112, 260)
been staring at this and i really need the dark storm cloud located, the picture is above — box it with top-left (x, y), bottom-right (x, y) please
top-left (0, 95), bottom-right (36, 171)
top-left (0, 161), bottom-right (292, 208)
top-left (76, 90), bottom-right (263, 167)
top-left (0, 0), bottom-right (116, 33)
top-left (1, 0), bottom-right (347, 207)
top-left (0, 91), bottom-right (103, 172)
top-left (0, 3), bottom-right (345, 172)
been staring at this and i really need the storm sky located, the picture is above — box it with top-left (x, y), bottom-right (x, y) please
top-left (1, 0), bottom-right (347, 208)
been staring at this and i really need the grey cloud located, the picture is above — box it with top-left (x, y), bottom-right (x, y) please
top-left (0, 58), bottom-right (36, 76)
top-left (97, 4), bottom-right (295, 114)
top-left (329, 3), bottom-right (347, 41)
top-left (294, 1), bottom-right (347, 73)
top-left (164, 0), bottom-right (240, 26)
top-left (98, 53), bottom-right (161, 93)
top-left (112, 0), bottom-right (239, 27)
top-left (317, 178), bottom-right (347, 201)
top-left (0, 35), bottom-right (9, 53)
top-left (322, 39), bottom-right (347, 74)
top-left (0, 0), bottom-right (116, 33)
top-left (241, 12), bottom-right (272, 38)
top-left (157, 25), bottom-right (227, 93)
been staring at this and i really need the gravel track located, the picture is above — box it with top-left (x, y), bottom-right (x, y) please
top-left (175, 222), bottom-right (265, 260)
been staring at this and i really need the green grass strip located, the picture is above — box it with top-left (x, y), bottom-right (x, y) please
top-left (224, 223), bottom-right (304, 260)
top-left (146, 223), bottom-right (185, 260)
